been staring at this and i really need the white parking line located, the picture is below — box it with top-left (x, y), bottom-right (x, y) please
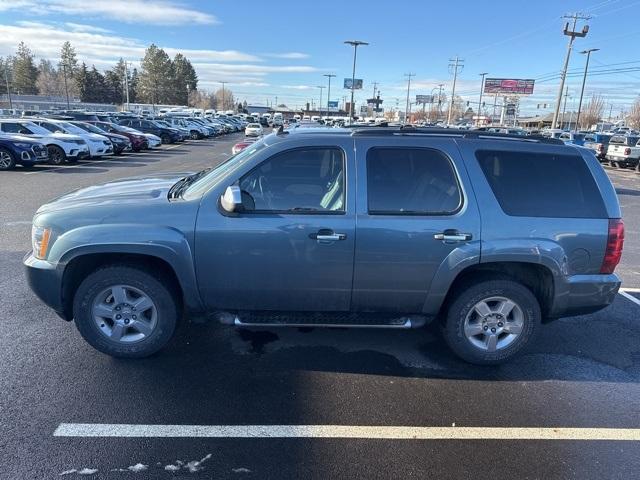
top-left (53, 424), bottom-right (640, 441)
top-left (619, 290), bottom-right (640, 307)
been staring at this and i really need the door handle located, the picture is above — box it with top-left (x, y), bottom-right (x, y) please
top-left (309, 229), bottom-right (347, 242)
top-left (434, 230), bottom-right (472, 242)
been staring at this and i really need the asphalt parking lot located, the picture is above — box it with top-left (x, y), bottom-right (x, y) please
top-left (1, 135), bottom-right (640, 479)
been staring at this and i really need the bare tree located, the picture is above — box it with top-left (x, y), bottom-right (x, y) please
top-left (214, 88), bottom-right (235, 111)
top-left (627, 97), bottom-right (640, 130)
top-left (580, 94), bottom-right (605, 129)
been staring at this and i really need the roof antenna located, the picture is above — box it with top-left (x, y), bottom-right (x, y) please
top-left (276, 125), bottom-right (287, 135)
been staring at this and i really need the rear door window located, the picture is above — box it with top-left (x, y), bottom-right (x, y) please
top-left (475, 150), bottom-right (607, 218)
top-left (366, 147), bottom-right (462, 215)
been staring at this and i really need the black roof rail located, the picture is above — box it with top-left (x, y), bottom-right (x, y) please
top-left (350, 126), bottom-right (564, 145)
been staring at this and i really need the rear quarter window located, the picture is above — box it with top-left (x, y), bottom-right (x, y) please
top-left (475, 149), bottom-right (607, 218)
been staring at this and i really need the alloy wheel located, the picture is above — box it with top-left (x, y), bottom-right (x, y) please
top-left (463, 296), bottom-right (524, 352)
top-left (91, 284), bottom-right (158, 343)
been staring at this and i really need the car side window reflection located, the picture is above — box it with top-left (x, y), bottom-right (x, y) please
top-left (239, 147), bottom-right (345, 213)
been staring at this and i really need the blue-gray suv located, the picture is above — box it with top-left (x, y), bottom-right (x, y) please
top-left (24, 128), bottom-right (625, 364)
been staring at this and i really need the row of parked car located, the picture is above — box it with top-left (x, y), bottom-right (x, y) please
top-left (0, 111), bottom-right (249, 170)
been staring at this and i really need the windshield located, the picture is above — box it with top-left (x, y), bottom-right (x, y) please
top-left (182, 139), bottom-right (268, 200)
top-left (75, 122), bottom-right (106, 134)
top-left (60, 122), bottom-right (88, 135)
top-left (21, 122), bottom-right (54, 135)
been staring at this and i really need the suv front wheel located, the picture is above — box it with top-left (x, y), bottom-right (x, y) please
top-left (443, 278), bottom-right (540, 365)
top-left (73, 265), bottom-right (178, 358)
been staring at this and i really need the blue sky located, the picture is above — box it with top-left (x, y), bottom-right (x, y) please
top-left (1, 0), bottom-right (639, 115)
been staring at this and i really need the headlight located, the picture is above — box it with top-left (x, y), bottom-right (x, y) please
top-left (32, 225), bottom-right (52, 260)
top-left (14, 142), bottom-right (33, 148)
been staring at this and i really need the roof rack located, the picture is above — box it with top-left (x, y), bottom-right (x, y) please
top-left (350, 126), bottom-right (564, 145)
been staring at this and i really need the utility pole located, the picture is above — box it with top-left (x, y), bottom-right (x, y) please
top-left (123, 61), bottom-right (130, 111)
top-left (477, 72), bottom-right (488, 126)
top-left (220, 81), bottom-right (227, 111)
top-left (447, 56), bottom-right (464, 125)
top-left (372, 81), bottom-right (378, 118)
top-left (575, 48), bottom-right (598, 130)
top-left (3, 64), bottom-right (12, 110)
top-left (561, 86), bottom-right (570, 129)
top-left (403, 73), bottom-right (415, 124)
top-left (492, 93), bottom-right (498, 123)
top-left (324, 73), bottom-right (335, 118)
top-left (344, 40), bottom-right (368, 124)
top-left (317, 85), bottom-right (325, 116)
top-left (551, 13), bottom-right (591, 129)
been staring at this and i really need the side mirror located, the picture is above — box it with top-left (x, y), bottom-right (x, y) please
top-left (220, 185), bottom-right (243, 213)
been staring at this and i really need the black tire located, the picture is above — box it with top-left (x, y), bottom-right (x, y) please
top-left (73, 265), bottom-right (179, 358)
top-left (442, 278), bottom-right (541, 365)
top-left (47, 145), bottom-right (66, 165)
top-left (160, 134), bottom-right (171, 144)
top-left (0, 147), bottom-right (16, 170)
top-left (190, 130), bottom-right (199, 140)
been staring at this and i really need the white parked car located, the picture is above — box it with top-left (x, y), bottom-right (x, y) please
top-left (0, 119), bottom-right (89, 164)
top-left (245, 123), bottom-right (264, 137)
top-left (30, 119), bottom-right (113, 158)
top-left (143, 133), bottom-right (162, 148)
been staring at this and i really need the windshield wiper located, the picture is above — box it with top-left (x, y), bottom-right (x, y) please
top-left (168, 168), bottom-right (212, 199)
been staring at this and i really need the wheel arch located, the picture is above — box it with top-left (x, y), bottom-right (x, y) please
top-left (61, 252), bottom-right (188, 321)
top-left (437, 261), bottom-right (555, 321)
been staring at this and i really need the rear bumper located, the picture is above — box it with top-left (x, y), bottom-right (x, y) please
top-left (549, 273), bottom-right (621, 318)
top-left (24, 252), bottom-right (67, 320)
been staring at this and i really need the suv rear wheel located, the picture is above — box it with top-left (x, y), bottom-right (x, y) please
top-left (73, 265), bottom-right (178, 358)
top-left (443, 278), bottom-right (540, 365)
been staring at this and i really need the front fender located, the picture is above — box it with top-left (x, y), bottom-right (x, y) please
top-left (50, 224), bottom-right (203, 312)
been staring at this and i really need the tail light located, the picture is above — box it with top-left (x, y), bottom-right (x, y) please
top-left (624, 147), bottom-right (631, 155)
top-left (597, 144), bottom-right (605, 152)
top-left (600, 219), bottom-right (624, 274)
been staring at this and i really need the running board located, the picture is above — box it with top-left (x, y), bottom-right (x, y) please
top-left (214, 311), bottom-right (428, 329)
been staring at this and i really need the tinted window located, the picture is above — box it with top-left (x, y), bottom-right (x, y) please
top-left (38, 122), bottom-right (59, 133)
top-left (1, 122), bottom-right (29, 134)
top-left (367, 147), bottom-right (462, 215)
top-left (239, 147), bottom-right (345, 213)
top-left (475, 150), bottom-right (607, 218)
top-left (609, 136), bottom-right (626, 145)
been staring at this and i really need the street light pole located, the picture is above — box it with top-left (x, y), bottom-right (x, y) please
top-left (477, 72), bottom-right (488, 126)
top-left (403, 73), bottom-right (415, 125)
top-left (344, 40), bottom-right (368, 124)
top-left (123, 61), bottom-right (130, 111)
top-left (220, 81), bottom-right (227, 112)
top-left (575, 48), bottom-right (599, 130)
top-left (317, 85), bottom-right (325, 117)
top-left (323, 73), bottom-right (335, 118)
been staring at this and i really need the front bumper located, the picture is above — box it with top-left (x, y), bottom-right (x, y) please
top-left (24, 252), bottom-right (67, 320)
top-left (67, 146), bottom-right (90, 159)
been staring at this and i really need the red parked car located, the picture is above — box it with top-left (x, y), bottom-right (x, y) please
top-left (88, 121), bottom-right (149, 152)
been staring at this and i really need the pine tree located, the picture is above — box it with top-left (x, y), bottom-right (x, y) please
top-left (138, 44), bottom-right (174, 104)
top-left (171, 53), bottom-right (198, 105)
top-left (59, 41), bottom-right (80, 99)
top-left (129, 68), bottom-right (139, 103)
top-left (86, 66), bottom-right (107, 103)
top-left (75, 62), bottom-right (90, 102)
top-left (12, 42), bottom-right (38, 94)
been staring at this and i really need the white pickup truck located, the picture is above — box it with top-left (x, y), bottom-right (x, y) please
top-left (605, 135), bottom-right (640, 169)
